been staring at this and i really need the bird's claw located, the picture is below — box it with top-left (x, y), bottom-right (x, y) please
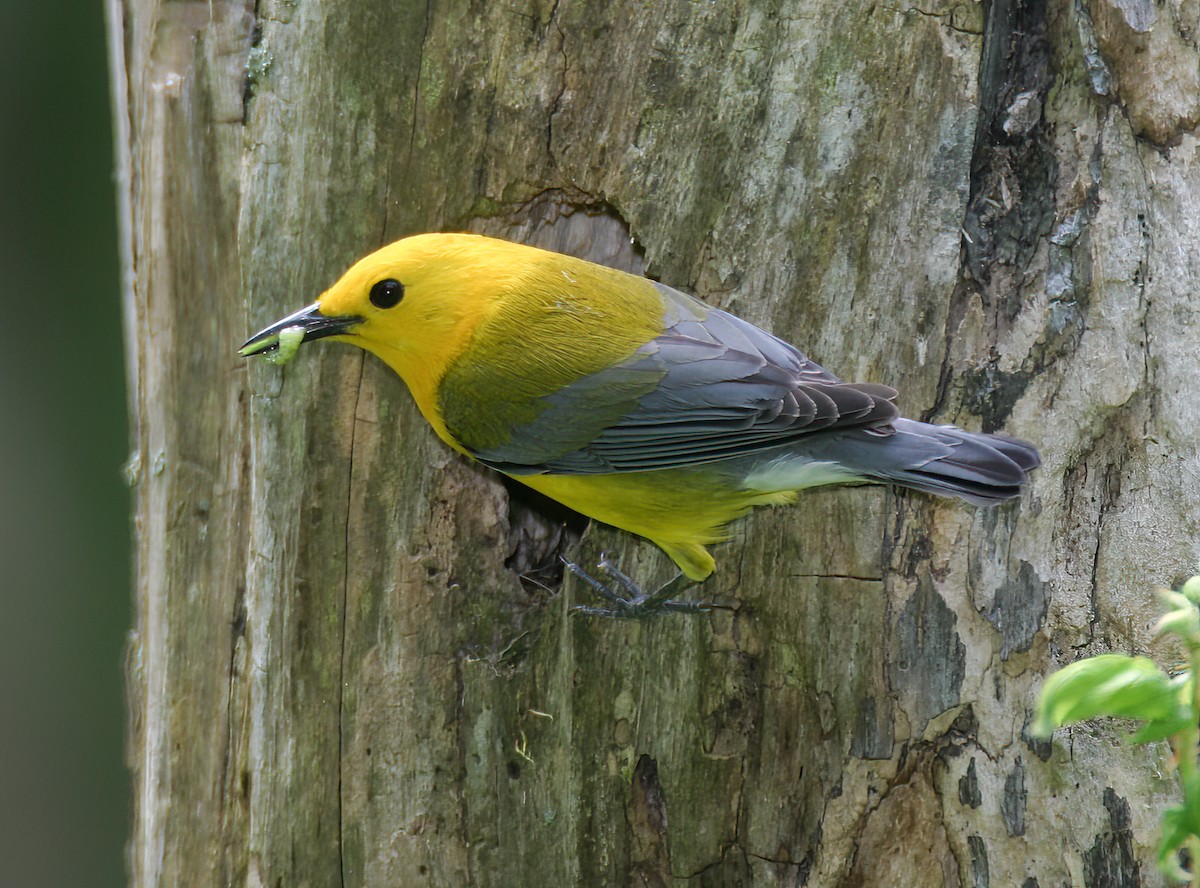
top-left (562, 555), bottom-right (711, 619)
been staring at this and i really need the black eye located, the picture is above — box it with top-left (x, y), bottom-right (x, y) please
top-left (369, 278), bottom-right (405, 309)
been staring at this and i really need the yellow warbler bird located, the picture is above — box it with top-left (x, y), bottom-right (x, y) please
top-left (242, 233), bottom-right (1039, 615)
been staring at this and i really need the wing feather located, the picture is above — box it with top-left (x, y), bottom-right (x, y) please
top-left (468, 283), bottom-right (899, 474)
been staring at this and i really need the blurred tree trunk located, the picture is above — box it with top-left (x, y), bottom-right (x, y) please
top-left (111, 0), bottom-right (1199, 884)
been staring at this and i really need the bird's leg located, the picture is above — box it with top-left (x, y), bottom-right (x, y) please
top-left (562, 555), bottom-right (712, 618)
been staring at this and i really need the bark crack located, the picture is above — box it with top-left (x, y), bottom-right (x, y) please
top-left (745, 849), bottom-right (809, 867)
top-left (337, 354), bottom-right (365, 888)
top-left (1076, 454), bottom-right (1124, 649)
top-left (453, 644), bottom-right (476, 885)
top-left (786, 572), bottom-right (884, 583)
top-left (1128, 143), bottom-right (1155, 435)
top-left (216, 579), bottom-right (247, 876)
top-left (878, 4), bottom-right (983, 35)
top-left (545, 12), bottom-right (569, 168)
top-left (240, 1), bottom-right (264, 124)
top-left (380, 173), bottom-right (393, 244)
top-left (404, 0), bottom-right (435, 183)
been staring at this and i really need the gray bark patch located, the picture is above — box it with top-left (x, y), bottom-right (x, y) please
top-left (889, 575), bottom-right (966, 731)
top-left (986, 561), bottom-right (1049, 659)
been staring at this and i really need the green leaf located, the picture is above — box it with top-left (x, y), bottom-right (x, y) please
top-left (1157, 804), bottom-right (1191, 882)
top-left (1159, 589), bottom-right (1193, 613)
top-left (1181, 575), bottom-right (1200, 605)
top-left (1129, 713), bottom-right (1194, 745)
top-left (1183, 772), bottom-right (1200, 837)
top-left (1032, 654), bottom-right (1185, 737)
top-left (1154, 591), bottom-right (1200, 640)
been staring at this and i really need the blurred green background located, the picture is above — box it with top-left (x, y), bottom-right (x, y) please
top-left (1, 3), bottom-right (129, 887)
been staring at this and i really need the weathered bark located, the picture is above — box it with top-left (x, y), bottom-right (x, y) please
top-left (112, 0), bottom-right (1199, 884)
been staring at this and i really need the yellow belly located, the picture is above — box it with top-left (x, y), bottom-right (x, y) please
top-left (513, 468), bottom-right (796, 581)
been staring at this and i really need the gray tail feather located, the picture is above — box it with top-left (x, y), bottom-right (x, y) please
top-left (851, 418), bottom-right (1040, 505)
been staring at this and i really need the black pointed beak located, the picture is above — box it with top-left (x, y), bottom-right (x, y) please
top-left (239, 302), bottom-right (362, 360)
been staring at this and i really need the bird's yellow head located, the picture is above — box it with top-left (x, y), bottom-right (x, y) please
top-left (241, 233), bottom-right (518, 386)
top-left (242, 232), bottom-right (664, 449)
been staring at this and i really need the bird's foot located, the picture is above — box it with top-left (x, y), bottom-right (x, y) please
top-left (562, 555), bottom-right (711, 619)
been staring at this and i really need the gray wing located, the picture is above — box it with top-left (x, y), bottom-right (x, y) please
top-left (472, 282), bottom-right (899, 475)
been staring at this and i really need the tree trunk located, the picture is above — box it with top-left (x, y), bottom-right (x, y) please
top-left (112, 0), bottom-right (1198, 884)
